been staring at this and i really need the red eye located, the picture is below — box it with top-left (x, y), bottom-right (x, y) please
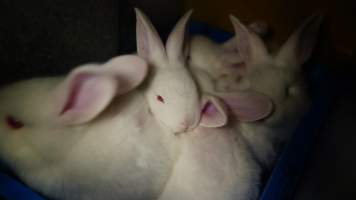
top-left (5, 115), bottom-right (24, 130)
top-left (156, 95), bottom-right (165, 103)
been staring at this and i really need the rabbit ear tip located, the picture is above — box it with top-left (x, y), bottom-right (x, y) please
top-left (134, 8), bottom-right (146, 18)
top-left (229, 15), bottom-right (239, 22)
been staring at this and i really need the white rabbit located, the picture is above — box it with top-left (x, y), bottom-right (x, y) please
top-left (0, 55), bottom-right (183, 200)
top-left (159, 68), bottom-right (274, 200)
top-left (189, 15), bottom-right (322, 167)
top-left (135, 9), bottom-right (206, 133)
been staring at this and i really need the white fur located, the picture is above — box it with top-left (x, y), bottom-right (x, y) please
top-left (159, 125), bottom-right (261, 200)
top-left (190, 36), bottom-right (286, 167)
top-left (189, 15), bottom-right (321, 168)
top-left (0, 11), bottom-right (318, 200)
top-left (135, 9), bottom-right (202, 134)
top-left (0, 55), bottom-right (260, 200)
top-left (189, 21), bottom-right (270, 90)
top-left (0, 78), bottom-right (182, 200)
top-left (0, 11), bottom-right (262, 200)
top-left (0, 10), bottom-right (248, 200)
top-left (157, 67), bottom-right (270, 200)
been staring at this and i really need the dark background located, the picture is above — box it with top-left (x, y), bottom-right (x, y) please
top-left (0, 0), bottom-right (355, 199)
top-left (0, 0), bottom-right (183, 84)
top-left (0, 0), bottom-right (118, 84)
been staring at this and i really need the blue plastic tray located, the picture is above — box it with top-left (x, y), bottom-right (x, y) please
top-left (0, 21), bottom-right (333, 200)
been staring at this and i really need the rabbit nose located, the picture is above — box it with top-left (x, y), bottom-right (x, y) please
top-left (181, 118), bottom-right (191, 127)
top-left (180, 117), bottom-right (198, 132)
top-left (171, 120), bottom-right (191, 134)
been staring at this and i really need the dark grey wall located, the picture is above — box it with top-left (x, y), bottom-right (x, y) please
top-left (0, 0), bottom-right (184, 85)
top-left (0, 0), bottom-right (118, 84)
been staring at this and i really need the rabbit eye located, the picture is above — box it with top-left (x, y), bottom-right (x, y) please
top-left (156, 95), bottom-right (165, 103)
top-left (5, 115), bottom-right (24, 130)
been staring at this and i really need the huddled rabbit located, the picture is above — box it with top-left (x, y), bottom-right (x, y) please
top-left (189, 14), bottom-right (322, 167)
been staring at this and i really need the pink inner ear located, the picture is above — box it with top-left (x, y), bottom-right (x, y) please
top-left (60, 74), bottom-right (91, 115)
top-left (201, 101), bottom-right (217, 117)
top-left (221, 92), bottom-right (273, 122)
top-left (199, 97), bottom-right (228, 128)
top-left (57, 71), bottom-right (117, 125)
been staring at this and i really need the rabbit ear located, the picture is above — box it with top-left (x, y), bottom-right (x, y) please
top-left (199, 95), bottom-right (228, 128)
top-left (219, 91), bottom-right (273, 122)
top-left (56, 55), bottom-right (148, 125)
top-left (229, 15), bottom-right (269, 65)
top-left (276, 14), bottom-right (323, 66)
top-left (56, 67), bottom-right (118, 125)
top-left (165, 10), bottom-right (193, 62)
top-left (219, 20), bottom-right (269, 73)
top-left (135, 8), bottom-right (166, 63)
top-left (104, 55), bottom-right (148, 95)
top-left (221, 21), bottom-right (268, 52)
